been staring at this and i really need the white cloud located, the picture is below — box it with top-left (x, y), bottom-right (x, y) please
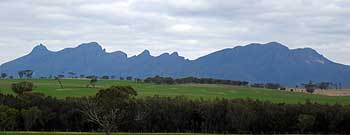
top-left (0, 0), bottom-right (349, 65)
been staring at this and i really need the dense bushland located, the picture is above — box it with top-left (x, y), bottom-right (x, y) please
top-left (0, 85), bottom-right (350, 134)
top-left (144, 76), bottom-right (249, 86)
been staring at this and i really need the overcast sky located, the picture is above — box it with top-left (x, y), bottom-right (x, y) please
top-left (0, 0), bottom-right (349, 65)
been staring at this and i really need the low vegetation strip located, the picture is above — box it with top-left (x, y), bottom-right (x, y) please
top-left (0, 79), bottom-right (349, 104)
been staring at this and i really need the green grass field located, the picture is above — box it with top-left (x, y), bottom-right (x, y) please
top-left (0, 79), bottom-right (349, 104)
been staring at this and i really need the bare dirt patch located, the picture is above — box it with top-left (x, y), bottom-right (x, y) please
top-left (314, 89), bottom-right (350, 96)
top-left (287, 88), bottom-right (350, 96)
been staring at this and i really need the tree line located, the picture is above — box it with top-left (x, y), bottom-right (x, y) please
top-left (144, 76), bottom-right (249, 86)
top-left (144, 76), bottom-right (288, 90)
top-left (0, 81), bottom-right (349, 134)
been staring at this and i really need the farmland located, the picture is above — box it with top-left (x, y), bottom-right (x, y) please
top-left (0, 79), bottom-right (349, 104)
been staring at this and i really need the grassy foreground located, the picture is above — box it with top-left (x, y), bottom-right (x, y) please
top-left (0, 79), bottom-right (349, 104)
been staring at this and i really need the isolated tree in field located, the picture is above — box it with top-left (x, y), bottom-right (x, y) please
top-left (126, 76), bottom-right (133, 80)
top-left (302, 81), bottom-right (317, 93)
top-left (55, 77), bottom-right (64, 89)
top-left (318, 82), bottom-right (330, 90)
top-left (11, 81), bottom-right (34, 95)
top-left (18, 70), bottom-right (34, 78)
top-left (1, 73), bottom-right (7, 78)
top-left (24, 70), bottom-right (34, 78)
top-left (87, 77), bottom-right (98, 88)
top-left (102, 75), bottom-right (110, 80)
top-left (80, 86), bottom-right (137, 135)
top-left (21, 107), bottom-right (41, 131)
top-left (18, 71), bottom-right (24, 78)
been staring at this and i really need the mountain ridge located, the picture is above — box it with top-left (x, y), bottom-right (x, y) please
top-left (1, 42), bottom-right (349, 87)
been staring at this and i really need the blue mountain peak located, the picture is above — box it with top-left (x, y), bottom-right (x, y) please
top-left (159, 53), bottom-right (170, 57)
top-left (111, 51), bottom-right (127, 56)
top-left (171, 52), bottom-right (179, 56)
top-left (139, 50), bottom-right (151, 56)
top-left (241, 42), bottom-right (289, 53)
top-left (31, 43), bottom-right (49, 53)
top-left (76, 42), bottom-right (103, 52)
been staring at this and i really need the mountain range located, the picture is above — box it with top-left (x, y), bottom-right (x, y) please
top-left (1, 42), bottom-right (349, 87)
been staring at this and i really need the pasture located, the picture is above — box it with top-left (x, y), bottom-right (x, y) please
top-left (0, 79), bottom-right (349, 104)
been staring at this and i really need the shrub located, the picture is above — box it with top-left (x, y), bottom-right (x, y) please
top-left (0, 105), bottom-right (18, 130)
top-left (11, 81), bottom-right (34, 95)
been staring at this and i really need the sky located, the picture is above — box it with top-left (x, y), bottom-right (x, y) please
top-left (0, 0), bottom-right (349, 65)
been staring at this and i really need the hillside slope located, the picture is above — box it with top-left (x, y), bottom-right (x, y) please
top-left (1, 42), bottom-right (349, 87)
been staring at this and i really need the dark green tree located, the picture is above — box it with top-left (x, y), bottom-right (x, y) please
top-left (80, 86), bottom-right (137, 135)
top-left (18, 70), bottom-right (34, 78)
top-left (303, 81), bottom-right (317, 93)
top-left (55, 77), bottom-right (64, 89)
top-left (126, 76), bottom-right (133, 80)
top-left (318, 82), bottom-right (330, 90)
top-left (18, 71), bottom-right (24, 78)
top-left (102, 76), bottom-right (110, 80)
top-left (88, 77), bottom-right (98, 88)
top-left (0, 105), bottom-right (18, 130)
top-left (11, 81), bottom-right (34, 95)
top-left (1, 73), bottom-right (7, 78)
top-left (297, 114), bottom-right (315, 133)
top-left (21, 107), bottom-right (42, 131)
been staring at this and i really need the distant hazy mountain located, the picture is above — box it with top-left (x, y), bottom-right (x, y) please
top-left (1, 42), bottom-right (349, 87)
